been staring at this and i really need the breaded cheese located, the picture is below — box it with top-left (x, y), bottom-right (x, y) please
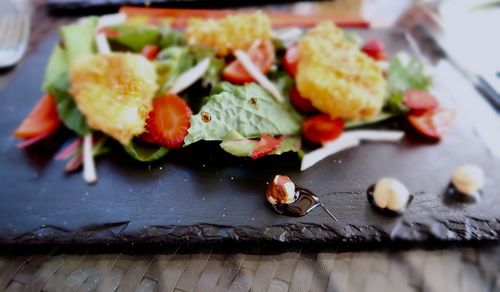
top-left (184, 12), bottom-right (272, 56)
top-left (296, 22), bottom-right (386, 121)
top-left (70, 53), bottom-right (158, 144)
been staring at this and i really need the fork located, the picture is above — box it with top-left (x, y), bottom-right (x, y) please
top-left (0, 14), bottom-right (30, 68)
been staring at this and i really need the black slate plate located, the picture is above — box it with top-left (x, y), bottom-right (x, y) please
top-left (1, 29), bottom-right (499, 250)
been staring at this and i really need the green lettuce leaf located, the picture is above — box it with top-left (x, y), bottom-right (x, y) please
top-left (108, 24), bottom-right (161, 52)
top-left (220, 131), bottom-right (301, 157)
top-left (60, 17), bottom-right (98, 61)
top-left (184, 82), bottom-right (302, 146)
top-left (188, 45), bottom-right (224, 88)
top-left (159, 28), bottom-right (185, 48)
top-left (123, 139), bottom-right (169, 162)
top-left (156, 46), bottom-right (195, 94)
top-left (384, 53), bottom-right (432, 114)
top-left (42, 45), bottom-right (68, 92)
top-left (45, 74), bottom-right (90, 136)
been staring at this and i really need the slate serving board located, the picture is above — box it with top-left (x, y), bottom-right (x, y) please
top-left (1, 29), bottom-right (499, 250)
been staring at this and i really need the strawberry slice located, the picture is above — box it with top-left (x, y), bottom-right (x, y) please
top-left (303, 114), bottom-right (344, 144)
top-left (290, 85), bottom-right (316, 114)
top-left (283, 44), bottom-right (299, 76)
top-left (141, 45), bottom-right (160, 61)
top-left (251, 135), bottom-right (281, 159)
top-left (146, 94), bottom-right (192, 149)
top-left (362, 39), bottom-right (387, 61)
top-left (403, 89), bottom-right (439, 112)
top-left (13, 94), bottom-right (61, 139)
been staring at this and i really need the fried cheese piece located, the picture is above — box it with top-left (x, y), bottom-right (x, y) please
top-left (296, 22), bottom-right (386, 121)
top-left (184, 12), bottom-right (272, 56)
top-left (70, 53), bottom-right (158, 144)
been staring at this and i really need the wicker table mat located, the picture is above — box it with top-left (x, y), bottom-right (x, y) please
top-left (1, 2), bottom-right (500, 292)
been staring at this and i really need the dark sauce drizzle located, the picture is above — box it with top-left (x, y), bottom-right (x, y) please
top-left (273, 187), bottom-right (337, 220)
top-left (366, 184), bottom-right (414, 217)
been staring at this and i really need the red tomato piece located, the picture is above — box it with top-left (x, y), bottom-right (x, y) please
top-left (403, 89), bottom-right (439, 112)
top-left (283, 44), bottom-right (299, 76)
top-left (408, 108), bottom-right (455, 140)
top-left (303, 114), bottom-right (344, 144)
top-left (13, 94), bottom-right (61, 139)
top-left (222, 40), bottom-right (275, 84)
top-left (362, 39), bottom-right (388, 61)
top-left (145, 94), bottom-right (192, 149)
top-left (251, 135), bottom-right (282, 159)
top-left (141, 45), bottom-right (160, 61)
top-left (290, 85), bottom-right (316, 114)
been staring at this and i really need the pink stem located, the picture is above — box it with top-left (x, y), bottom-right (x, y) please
top-left (16, 131), bottom-right (55, 149)
top-left (64, 152), bottom-right (83, 173)
top-left (54, 138), bottom-right (82, 160)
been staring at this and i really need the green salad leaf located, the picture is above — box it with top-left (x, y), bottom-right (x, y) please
top-left (159, 28), bottom-right (185, 48)
top-left (43, 45), bottom-right (68, 92)
top-left (123, 139), bottom-right (169, 162)
top-left (188, 45), bottom-right (224, 88)
top-left (156, 46), bottom-right (195, 94)
top-left (108, 24), bottom-right (161, 52)
top-left (184, 82), bottom-right (302, 146)
top-left (45, 74), bottom-right (90, 136)
top-left (220, 131), bottom-right (302, 158)
top-left (384, 53), bottom-right (432, 114)
top-left (60, 17), bottom-right (98, 61)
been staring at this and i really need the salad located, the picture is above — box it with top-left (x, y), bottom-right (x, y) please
top-left (12, 10), bottom-right (454, 183)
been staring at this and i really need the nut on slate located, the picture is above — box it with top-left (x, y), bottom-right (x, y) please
top-left (373, 178), bottom-right (410, 212)
top-left (266, 175), bottom-right (296, 205)
top-left (452, 164), bottom-right (485, 196)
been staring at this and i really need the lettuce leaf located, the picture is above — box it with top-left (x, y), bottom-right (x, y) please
top-left (45, 74), bottom-right (90, 136)
top-left (156, 46), bottom-right (195, 94)
top-left (188, 45), bottom-right (224, 88)
top-left (123, 139), bottom-right (169, 162)
top-left (60, 17), bottom-right (98, 61)
top-left (108, 24), bottom-right (161, 52)
top-left (184, 82), bottom-right (302, 146)
top-left (220, 131), bottom-right (301, 158)
top-left (159, 28), bottom-right (185, 48)
top-left (43, 45), bottom-right (68, 92)
top-left (385, 53), bottom-right (432, 114)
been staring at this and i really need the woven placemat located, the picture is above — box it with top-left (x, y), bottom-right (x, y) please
top-left (1, 246), bottom-right (500, 291)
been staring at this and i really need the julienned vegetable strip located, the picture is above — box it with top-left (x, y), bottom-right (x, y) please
top-left (96, 13), bottom-right (127, 30)
top-left (170, 58), bottom-right (210, 95)
top-left (95, 33), bottom-right (111, 54)
top-left (234, 50), bottom-right (284, 103)
top-left (119, 7), bottom-right (370, 28)
top-left (83, 133), bottom-right (97, 184)
top-left (301, 130), bottom-right (405, 170)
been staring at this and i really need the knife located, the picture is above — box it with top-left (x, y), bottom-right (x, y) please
top-left (412, 25), bottom-right (500, 111)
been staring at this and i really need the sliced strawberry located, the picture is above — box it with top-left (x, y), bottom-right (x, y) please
top-left (141, 45), bottom-right (160, 60)
top-left (283, 44), bottom-right (299, 76)
top-left (362, 39), bottom-right (388, 61)
top-left (146, 94), bottom-right (192, 149)
top-left (251, 135), bottom-right (281, 159)
top-left (408, 108), bottom-right (455, 140)
top-left (403, 89), bottom-right (439, 112)
top-left (13, 94), bottom-right (61, 139)
top-left (303, 114), bottom-right (344, 144)
top-left (222, 40), bottom-right (275, 84)
top-left (139, 130), bottom-right (157, 144)
top-left (290, 85), bottom-right (316, 114)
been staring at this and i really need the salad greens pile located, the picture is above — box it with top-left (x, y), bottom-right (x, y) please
top-left (16, 12), bottom-right (440, 182)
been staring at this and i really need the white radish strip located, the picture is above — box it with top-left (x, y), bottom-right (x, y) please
top-left (340, 130), bottom-right (404, 143)
top-left (378, 60), bottom-right (389, 71)
top-left (96, 13), bottom-right (127, 30)
top-left (95, 33), bottom-right (111, 54)
top-left (274, 28), bottom-right (303, 47)
top-left (83, 133), bottom-right (97, 184)
top-left (234, 50), bottom-right (284, 103)
top-left (301, 136), bottom-right (360, 171)
top-left (169, 58), bottom-right (210, 95)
